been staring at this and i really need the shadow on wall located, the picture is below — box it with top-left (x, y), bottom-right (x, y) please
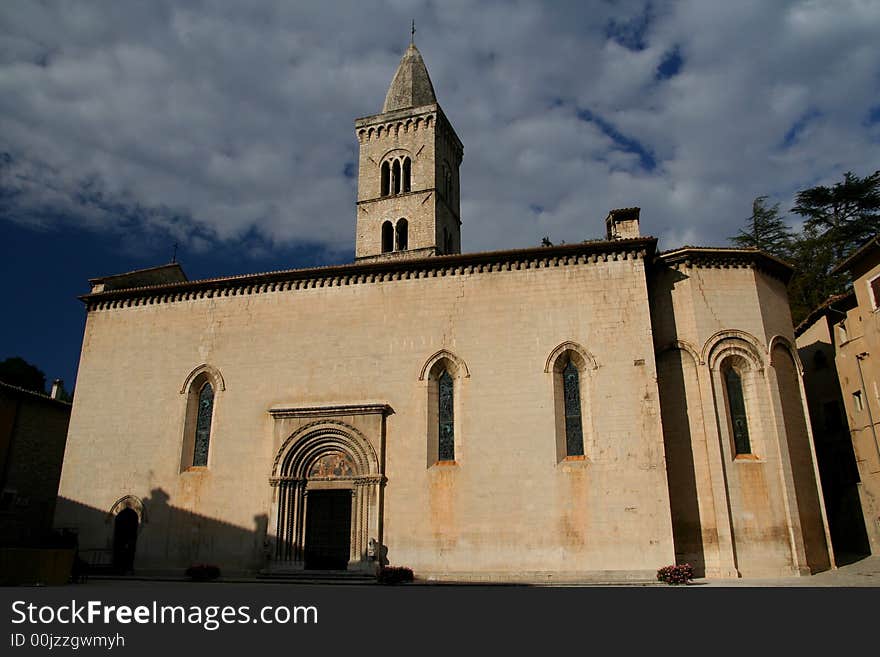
top-left (798, 339), bottom-right (871, 562)
top-left (656, 348), bottom-right (706, 577)
top-left (650, 267), bottom-right (708, 577)
top-left (54, 488), bottom-right (268, 575)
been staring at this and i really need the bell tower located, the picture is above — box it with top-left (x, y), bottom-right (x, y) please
top-left (354, 39), bottom-right (463, 261)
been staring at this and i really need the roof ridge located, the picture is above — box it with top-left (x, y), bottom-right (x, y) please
top-left (0, 379), bottom-right (71, 405)
top-left (81, 238), bottom-right (658, 300)
top-left (794, 290), bottom-right (857, 336)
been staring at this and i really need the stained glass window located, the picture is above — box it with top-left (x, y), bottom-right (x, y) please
top-left (725, 368), bottom-right (751, 455)
top-left (438, 370), bottom-right (454, 461)
top-left (563, 360), bottom-right (584, 456)
top-left (193, 382), bottom-right (214, 466)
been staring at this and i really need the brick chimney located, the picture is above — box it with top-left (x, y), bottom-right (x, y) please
top-left (50, 379), bottom-right (63, 400)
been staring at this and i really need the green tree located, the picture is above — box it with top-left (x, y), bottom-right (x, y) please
top-left (786, 227), bottom-right (844, 326)
top-left (0, 356), bottom-right (47, 393)
top-left (792, 170), bottom-right (880, 262)
top-left (730, 196), bottom-right (794, 258)
top-left (731, 171), bottom-right (880, 326)
top-left (787, 170), bottom-right (880, 324)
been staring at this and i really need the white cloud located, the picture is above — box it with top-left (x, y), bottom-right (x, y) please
top-left (0, 0), bottom-right (878, 258)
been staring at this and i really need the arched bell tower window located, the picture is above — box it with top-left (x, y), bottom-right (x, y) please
top-left (392, 160), bottom-right (401, 195)
top-left (381, 161), bottom-right (390, 196)
top-left (381, 220), bottom-right (394, 253)
top-left (380, 155), bottom-right (411, 198)
top-left (441, 160), bottom-right (453, 202)
top-left (395, 218), bottom-right (408, 251)
top-left (402, 157), bottom-right (411, 193)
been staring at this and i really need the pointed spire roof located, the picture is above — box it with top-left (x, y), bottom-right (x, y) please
top-left (382, 42), bottom-right (437, 113)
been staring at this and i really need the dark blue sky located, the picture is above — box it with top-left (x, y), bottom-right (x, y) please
top-left (0, 220), bottom-right (346, 392)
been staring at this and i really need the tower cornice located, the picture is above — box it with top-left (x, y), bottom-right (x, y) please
top-left (354, 105), bottom-right (463, 158)
top-left (355, 103), bottom-right (437, 128)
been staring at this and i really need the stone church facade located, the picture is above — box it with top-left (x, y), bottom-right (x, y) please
top-left (56, 42), bottom-right (833, 581)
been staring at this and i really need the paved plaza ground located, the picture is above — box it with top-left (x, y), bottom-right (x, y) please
top-left (694, 554), bottom-right (880, 587)
top-left (69, 554), bottom-right (880, 588)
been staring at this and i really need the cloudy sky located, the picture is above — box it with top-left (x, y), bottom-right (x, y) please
top-left (1, 0), bottom-right (879, 388)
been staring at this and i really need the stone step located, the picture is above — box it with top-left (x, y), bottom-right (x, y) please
top-left (257, 569), bottom-right (376, 584)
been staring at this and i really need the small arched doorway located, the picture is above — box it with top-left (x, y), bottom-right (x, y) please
top-left (112, 508), bottom-right (138, 574)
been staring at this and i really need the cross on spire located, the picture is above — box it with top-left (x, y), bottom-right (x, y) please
top-left (411, 19), bottom-right (415, 44)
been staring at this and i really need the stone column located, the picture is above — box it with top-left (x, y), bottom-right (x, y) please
top-left (277, 480), bottom-right (288, 561)
top-left (268, 479), bottom-right (306, 569)
top-left (368, 476), bottom-right (385, 566)
top-left (349, 486), bottom-right (360, 568)
top-left (347, 480), bottom-right (369, 570)
top-left (267, 480), bottom-right (282, 565)
top-left (297, 488), bottom-right (309, 568)
top-left (361, 480), bottom-right (370, 562)
top-left (291, 480), bottom-right (305, 565)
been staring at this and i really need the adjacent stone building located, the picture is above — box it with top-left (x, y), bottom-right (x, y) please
top-left (1, 380), bottom-right (71, 547)
top-left (796, 236), bottom-right (880, 556)
top-left (55, 41), bottom-right (833, 580)
top-left (795, 292), bottom-right (872, 561)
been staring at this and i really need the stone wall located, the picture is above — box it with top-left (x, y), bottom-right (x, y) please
top-left (650, 258), bottom-right (832, 577)
top-left (356, 107), bottom-right (448, 259)
top-left (57, 246), bottom-right (676, 578)
top-left (0, 386), bottom-right (70, 546)
top-left (834, 255), bottom-right (880, 552)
